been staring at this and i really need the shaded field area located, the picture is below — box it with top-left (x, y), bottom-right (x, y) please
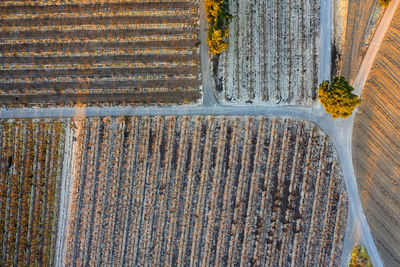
top-left (0, 0), bottom-right (201, 106)
top-left (352, 7), bottom-right (400, 266)
top-left (215, 0), bottom-right (320, 106)
top-left (64, 116), bottom-right (348, 266)
top-left (0, 119), bottom-right (66, 266)
top-left (340, 0), bottom-right (382, 82)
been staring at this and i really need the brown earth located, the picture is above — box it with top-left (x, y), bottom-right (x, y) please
top-left (352, 6), bottom-right (400, 266)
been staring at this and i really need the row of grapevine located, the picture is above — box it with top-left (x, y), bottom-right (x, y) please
top-left (0, 1), bottom-right (201, 106)
top-left (0, 34), bottom-right (198, 45)
top-left (1, 6), bottom-right (197, 20)
top-left (0, 0), bottom-right (198, 6)
top-left (0, 119), bottom-right (66, 266)
top-left (64, 116), bottom-right (348, 266)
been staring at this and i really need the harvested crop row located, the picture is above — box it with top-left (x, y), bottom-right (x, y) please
top-left (63, 116), bottom-right (348, 266)
top-left (215, 0), bottom-right (320, 106)
top-left (0, 119), bottom-right (66, 266)
top-left (0, 1), bottom-right (201, 106)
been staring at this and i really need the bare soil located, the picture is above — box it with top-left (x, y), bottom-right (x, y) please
top-left (352, 7), bottom-right (400, 266)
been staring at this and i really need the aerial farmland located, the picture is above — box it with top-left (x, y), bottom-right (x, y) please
top-left (0, 0), bottom-right (398, 265)
top-left (62, 116), bottom-right (348, 266)
top-left (0, 0), bottom-right (202, 106)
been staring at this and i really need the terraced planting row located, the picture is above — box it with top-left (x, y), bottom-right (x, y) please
top-left (353, 7), bottom-right (400, 266)
top-left (0, 1), bottom-right (201, 106)
top-left (214, 0), bottom-right (320, 106)
top-left (0, 119), bottom-right (66, 266)
top-left (64, 116), bottom-right (348, 266)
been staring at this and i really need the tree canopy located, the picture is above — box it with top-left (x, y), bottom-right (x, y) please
top-left (348, 245), bottom-right (372, 267)
top-left (379, 0), bottom-right (391, 7)
top-left (318, 76), bottom-right (361, 118)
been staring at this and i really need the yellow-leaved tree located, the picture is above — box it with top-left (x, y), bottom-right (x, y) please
top-left (205, 0), bottom-right (232, 54)
top-left (318, 76), bottom-right (361, 118)
top-left (348, 245), bottom-right (372, 267)
top-left (379, 0), bottom-right (391, 7)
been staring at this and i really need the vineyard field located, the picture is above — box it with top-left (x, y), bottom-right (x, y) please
top-left (353, 7), bottom-right (400, 266)
top-left (64, 116), bottom-right (348, 266)
top-left (214, 0), bottom-right (320, 106)
top-left (0, 1), bottom-right (202, 106)
top-left (0, 119), bottom-right (66, 266)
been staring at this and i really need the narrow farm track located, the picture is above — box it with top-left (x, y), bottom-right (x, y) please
top-left (63, 116), bottom-right (348, 266)
top-left (0, 119), bottom-right (66, 266)
top-left (0, 1), bottom-right (202, 105)
top-left (214, 0), bottom-right (320, 106)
